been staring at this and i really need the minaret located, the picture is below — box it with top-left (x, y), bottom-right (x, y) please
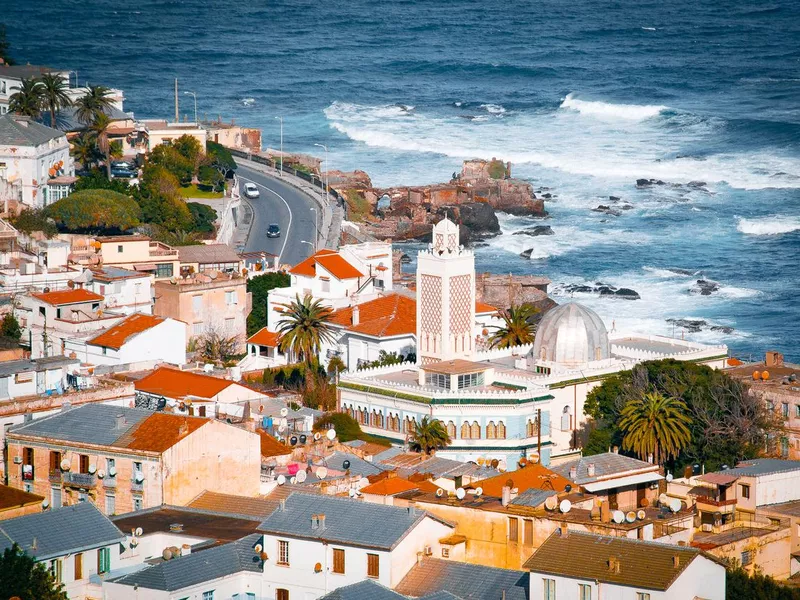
top-left (416, 217), bottom-right (476, 365)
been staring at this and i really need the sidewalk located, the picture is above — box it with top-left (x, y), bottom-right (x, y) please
top-left (234, 157), bottom-right (343, 251)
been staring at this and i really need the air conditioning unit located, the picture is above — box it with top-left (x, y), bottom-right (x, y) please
top-left (702, 524), bottom-right (713, 532)
top-left (13, 456), bottom-right (22, 464)
top-left (424, 545), bottom-right (433, 556)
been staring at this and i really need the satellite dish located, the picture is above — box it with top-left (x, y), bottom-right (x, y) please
top-left (326, 429), bottom-right (336, 441)
top-left (314, 432), bottom-right (321, 441)
top-left (612, 510), bottom-right (625, 524)
top-left (109, 466), bottom-right (117, 477)
top-left (135, 527), bottom-right (144, 537)
top-left (666, 472), bottom-right (674, 482)
top-left (299, 434), bottom-right (307, 444)
top-left (254, 544), bottom-right (263, 553)
top-left (97, 469), bottom-right (106, 479)
top-left (42, 499), bottom-right (50, 509)
top-left (290, 477), bottom-right (297, 484)
top-left (296, 470), bottom-right (307, 483)
top-left (436, 488), bottom-right (444, 497)
top-left (559, 499), bottom-right (572, 513)
top-left (314, 562), bottom-right (323, 573)
top-left (456, 487), bottom-right (466, 500)
top-left (277, 474), bottom-right (286, 485)
top-left (669, 498), bottom-right (682, 513)
top-left (637, 510), bottom-right (646, 520)
top-left (497, 459), bottom-right (507, 472)
top-left (659, 493), bottom-right (669, 505)
top-left (342, 460), bottom-right (351, 470)
top-left (359, 477), bottom-right (370, 487)
top-left (475, 487), bottom-right (483, 497)
top-left (88, 463), bottom-right (97, 474)
top-left (626, 511), bottom-right (636, 523)
top-left (60, 459), bottom-right (71, 471)
top-left (280, 407), bottom-right (289, 417)
top-left (348, 488), bottom-right (357, 497)
top-left (134, 470), bottom-right (144, 483)
top-left (290, 436), bottom-right (298, 446)
top-left (316, 467), bottom-right (328, 480)
top-left (544, 496), bottom-right (558, 511)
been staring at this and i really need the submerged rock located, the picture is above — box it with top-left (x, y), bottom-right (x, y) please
top-left (666, 318), bottom-right (707, 333)
top-left (520, 248), bottom-right (534, 259)
top-left (592, 205), bottom-right (622, 217)
top-left (600, 287), bottom-right (641, 300)
top-left (512, 225), bottom-right (554, 237)
top-left (710, 325), bottom-right (735, 334)
top-left (689, 279), bottom-right (720, 296)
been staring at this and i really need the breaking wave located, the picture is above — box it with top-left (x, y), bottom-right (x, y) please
top-left (559, 92), bottom-right (668, 121)
top-left (736, 215), bottom-right (800, 235)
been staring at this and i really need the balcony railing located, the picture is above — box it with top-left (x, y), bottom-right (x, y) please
top-left (103, 477), bottom-right (117, 489)
top-left (63, 472), bottom-right (97, 488)
top-left (49, 470), bottom-right (62, 483)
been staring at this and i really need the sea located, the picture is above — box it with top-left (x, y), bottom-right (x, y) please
top-left (6, 0), bottom-right (800, 361)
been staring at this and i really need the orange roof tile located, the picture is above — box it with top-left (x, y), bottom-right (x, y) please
top-left (475, 301), bottom-right (498, 314)
top-left (88, 313), bottom-right (166, 350)
top-left (116, 412), bottom-right (208, 453)
top-left (32, 288), bottom-right (104, 306)
top-left (288, 249), bottom-right (363, 280)
top-left (330, 294), bottom-right (417, 338)
top-left (361, 477), bottom-right (440, 496)
top-left (258, 430), bottom-right (292, 457)
top-left (134, 366), bottom-right (235, 400)
top-left (247, 328), bottom-right (281, 347)
top-left (469, 463), bottom-right (574, 496)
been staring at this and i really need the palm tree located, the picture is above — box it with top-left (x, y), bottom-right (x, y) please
top-left (8, 78), bottom-right (43, 118)
top-left (38, 73), bottom-right (72, 129)
top-left (488, 304), bottom-right (539, 349)
top-left (74, 85), bottom-right (114, 125)
top-left (277, 294), bottom-right (337, 364)
top-left (70, 134), bottom-right (99, 170)
top-left (410, 417), bottom-right (451, 455)
top-left (619, 392), bottom-right (692, 465)
top-left (88, 112), bottom-right (113, 179)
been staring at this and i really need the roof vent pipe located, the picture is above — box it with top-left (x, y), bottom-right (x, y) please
top-left (352, 305), bottom-right (360, 326)
top-left (501, 485), bottom-right (511, 507)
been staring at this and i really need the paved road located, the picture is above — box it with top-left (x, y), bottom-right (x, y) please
top-left (236, 164), bottom-right (320, 267)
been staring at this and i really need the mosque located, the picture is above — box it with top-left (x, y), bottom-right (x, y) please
top-left (337, 218), bottom-right (728, 469)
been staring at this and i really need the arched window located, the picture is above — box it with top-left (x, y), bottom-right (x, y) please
top-left (471, 421), bottom-right (481, 439)
top-left (486, 421), bottom-right (497, 439)
top-left (446, 421), bottom-right (456, 439)
top-left (461, 422), bottom-right (471, 440)
top-left (497, 421), bottom-right (506, 439)
top-left (361, 408), bottom-right (369, 426)
top-left (561, 406), bottom-right (571, 433)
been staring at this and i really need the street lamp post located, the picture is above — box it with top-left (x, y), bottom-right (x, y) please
top-left (184, 91), bottom-right (198, 123)
top-left (314, 143), bottom-right (330, 206)
top-left (300, 240), bottom-right (314, 258)
top-left (310, 207), bottom-right (318, 251)
top-left (275, 116), bottom-right (283, 176)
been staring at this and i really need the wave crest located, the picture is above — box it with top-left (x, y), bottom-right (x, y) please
top-left (560, 93), bottom-right (668, 121)
top-left (736, 215), bottom-right (800, 235)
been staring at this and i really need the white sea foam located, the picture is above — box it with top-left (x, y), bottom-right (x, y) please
top-left (641, 27), bottom-right (657, 31)
top-left (559, 93), bottom-right (667, 121)
top-left (736, 215), bottom-right (800, 235)
top-left (480, 103), bottom-right (506, 115)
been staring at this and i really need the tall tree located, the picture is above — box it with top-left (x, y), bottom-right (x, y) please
top-left (488, 304), bottom-right (539, 349)
top-left (74, 85), bottom-right (114, 125)
top-left (8, 78), bottom-right (43, 118)
top-left (38, 73), bottom-right (72, 129)
top-left (246, 271), bottom-right (290, 335)
top-left (410, 417), bottom-right (451, 455)
top-left (88, 112), bottom-right (113, 179)
top-left (277, 293), bottom-right (336, 364)
top-left (0, 544), bottom-right (68, 600)
top-left (70, 134), bottom-right (99, 170)
top-left (619, 392), bottom-right (692, 465)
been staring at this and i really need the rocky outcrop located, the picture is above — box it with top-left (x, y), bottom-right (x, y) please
top-left (475, 272), bottom-right (553, 311)
top-left (326, 169), bottom-right (373, 189)
top-left (666, 318), bottom-right (734, 335)
top-left (689, 279), bottom-right (720, 296)
top-left (560, 282), bottom-right (641, 300)
top-left (513, 225), bottom-right (554, 236)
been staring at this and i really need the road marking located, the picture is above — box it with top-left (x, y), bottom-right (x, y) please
top-left (239, 174), bottom-right (293, 263)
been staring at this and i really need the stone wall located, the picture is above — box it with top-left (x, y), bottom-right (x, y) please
top-left (475, 273), bottom-right (555, 311)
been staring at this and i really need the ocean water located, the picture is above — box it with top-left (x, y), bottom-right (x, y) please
top-left (6, 0), bottom-right (800, 360)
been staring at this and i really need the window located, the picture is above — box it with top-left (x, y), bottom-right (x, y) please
top-left (225, 317), bottom-right (235, 332)
top-left (367, 553), bottom-right (379, 578)
top-left (461, 422), bottom-right (471, 439)
top-left (783, 403), bottom-right (789, 418)
top-left (321, 279), bottom-right (330, 292)
top-left (543, 578), bottom-right (555, 600)
top-left (97, 547), bottom-right (110, 574)
top-left (132, 494), bottom-right (142, 511)
top-left (470, 421), bottom-right (481, 439)
top-left (202, 592), bottom-right (215, 600)
top-left (741, 550), bottom-right (753, 566)
top-left (199, 406), bottom-right (206, 417)
top-left (193, 322), bottom-right (203, 336)
top-left (740, 484), bottom-right (751, 499)
top-left (446, 421), bottom-right (456, 438)
top-left (486, 421), bottom-right (497, 439)
top-left (79, 454), bottom-right (89, 474)
top-left (278, 540), bottom-right (289, 565)
top-left (425, 372), bottom-right (449, 389)
top-left (78, 491), bottom-right (88, 503)
top-left (333, 548), bottom-right (345, 574)
top-left (56, 308), bottom-right (62, 319)
top-left (782, 437), bottom-right (790, 458)
top-left (796, 405), bottom-right (800, 418)
top-left (117, 245), bottom-right (124, 253)
top-left (155, 263), bottom-right (173, 278)
top-left (74, 553), bottom-right (83, 580)
top-left (49, 451), bottom-right (62, 474)
top-left (276, 590), bottom-right (289, 600)
top-left (39, 306), bottom-right (46, 318)
top-left (508, 517), bottom-right (519, 542)
top-left (50, 559), bottom-right (63, 582)
top-left (523, 519), bottom-right (533, 545)
top-left (636, 594), bottom-right (651, 600)
top-left (441, 547), bottom-right (450, 558)
top-left (106, 493), bottom-right (116, 515)
top-left (457, 372), bottom-right (484, 389)
top-left (579, 584), bottom-right (592, 600)
top-left (192, 295), bottom-right (203, 314)
top-left (51, 485), bottom-right (62, 508)
top-left (23, 482), bottom-right (33, 493)
top-left (497, 421), bottom-right (506, 439)
top-left (225, 290), bottom-right (237, 305)
top-left (107, 458), bottom-right (115, 473)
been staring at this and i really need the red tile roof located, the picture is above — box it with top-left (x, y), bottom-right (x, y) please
top-left (289, 249), bottom-right (363, 280)
top-left (134, 366), bottom-right (235, 400)
top-left (32, 288), bottom-right (104, 306)
top-left (0, 483), bottom-right (44, 511)
top-left (247, 328), bottom-right (281, 347)
top-left (88, 313), bottom-right (166, 350)
top-left (330, 294), bottom-right (417, 338)
top-left (469, 463), bottom-right (574, 497)
top-left (361, 477), bottom-right (440, 496)
top-left (117, 412), bottom-right (208, 453)
top-left (475, 301), bottom-right (498, 314)
top-left (258, 430), bottom-right (292, 457)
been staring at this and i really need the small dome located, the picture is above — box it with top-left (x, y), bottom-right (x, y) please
top-left (531, 303), bottom-right (610, 367)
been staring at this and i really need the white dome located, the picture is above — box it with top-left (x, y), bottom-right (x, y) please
top-left (531, 303), bottom-right (610, 367)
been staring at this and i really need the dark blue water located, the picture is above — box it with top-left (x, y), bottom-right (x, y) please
top-left (7, 0), bottom-right (800, 360)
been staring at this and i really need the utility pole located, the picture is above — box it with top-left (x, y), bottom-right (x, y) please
top-left (275, 116), bottom-right (283, 175)
top-left (174, 79), bottom-right (179, 123)
top-left (537, 408), bottom-right (542, 463)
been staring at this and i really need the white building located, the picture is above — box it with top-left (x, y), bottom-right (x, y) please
top-left (0, 64), bottom-right (70, 115)
top-left (0, 355), bottom-right (80, 400)
top-left (256, 493), bottom-right (455, 599)
top-left (87, 266), bottom-right (153, 315)
top-left (337, 218), bottom-right (728, 468)
top-left (0, 113), bottom-right (75, 209)
top-left (524, 530), bottom-right (726, 600)
top-left (65, 313), bottom-right (186, 368)
top-left (0, 502), bottom-right (127, 600)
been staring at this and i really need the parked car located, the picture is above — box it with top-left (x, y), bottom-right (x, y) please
top-left (243, 182), bottom-right (260, 198)
top-left (267, 223), bottom-right (281, 238)
top-left (111, 168), bottom-right (137, 179)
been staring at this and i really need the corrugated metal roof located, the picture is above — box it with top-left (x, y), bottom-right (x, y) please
top-left (395, 558), bottom-right (528, 600)
top-left (0, 502), bottom-right (124, 561)
top-left (187, 491), bottom-right (280, 519)
top-left (509, 488), bottom-right (557, 508)
top-left (109, 533), bottom-right (263, 591)
top-left (257, 493), bottom-right (448, 550)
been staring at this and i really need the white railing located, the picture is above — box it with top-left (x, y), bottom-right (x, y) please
top-left (474, 343), bottom-right (534, 362)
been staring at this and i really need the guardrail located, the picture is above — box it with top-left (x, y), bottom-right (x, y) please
top-left (228, 148), bottom-right (345, 205)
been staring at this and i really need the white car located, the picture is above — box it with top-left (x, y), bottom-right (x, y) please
top-left (243, 182), bottom-right (260, 198)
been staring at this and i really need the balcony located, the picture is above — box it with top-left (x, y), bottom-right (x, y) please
top-left (63, 472), bottom-right (97, 489)
top-left (131, 481), bottom-right (144, 492)
top-left (696, 496), bottom-right (738, 515)
top-left (48, 470), bottom-right (62, 483)
top-left (148, 241), bottom-right (179, 258)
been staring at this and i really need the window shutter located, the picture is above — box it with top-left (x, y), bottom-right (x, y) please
top-left (333, 548), bottom-right (345, 574)
top-left (367, 553), bottom-right (379, 578)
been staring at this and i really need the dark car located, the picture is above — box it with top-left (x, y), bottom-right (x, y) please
top-left (267, 223), bottom-right (281, 238)
top-left (111, 168), bottom-right (137, 179)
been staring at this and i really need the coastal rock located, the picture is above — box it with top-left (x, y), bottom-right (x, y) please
top-left (561, 283), bottom-right (639, 300)
top-left (609, 196), bottom-right (621, 202)
top-left (592, 205), bottom-right (622, 217)
top-left (711, 325), bottom-right (735, 334)
top-left (600, 287), bottom-right (641, 300)
top-left (435, 202), bottom-right (500, 243)
top-left (666, 267), bottom-right (700, 276)
top-left (666, 318), bottom-right (707, 333)
top-left (636, 178), bottom-right (666, 187)
top-left (520, 248), bottom-right (534, 259)
top-left (512, 225), bottom-right (554, 236)
top-left (689, 279), bottom-right (720, 296)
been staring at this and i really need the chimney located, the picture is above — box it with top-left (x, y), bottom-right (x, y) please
top-left (608, 556), bottom-right (621, 573)
top-left (23, 412), bottom-right (33, 424)
top-left (501, 485), bottom-right (511, 507)
top-left (351, 305), bottom-right (360, 326)
top-left (182, 544), bottom-right (192, 556)
top-left (559, 523), bottom-right (569, 537)
top-left (672, 555), bottom-right (680, 568)
top-left (647, 454), bottom-right (654, 464)
top-left (416, 551), bottom-right (424, 565)
top-left (569, 466), bottom-right (577, 480)
top-left (311, 513), bottom-right (319, 530)
top-left (116, 414), bottom-right (127, 430)
top-left (318, 514), bottom-right (326, 530)
top-left (600, 501), bottom-right (611, 523)
top-left (407, 506), bottom-right (415, 517)
top-left (587, 463), bottom-right (596, 477)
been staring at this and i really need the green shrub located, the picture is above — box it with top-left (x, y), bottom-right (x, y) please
top-left (44, 189), bottom-right (140, 233)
